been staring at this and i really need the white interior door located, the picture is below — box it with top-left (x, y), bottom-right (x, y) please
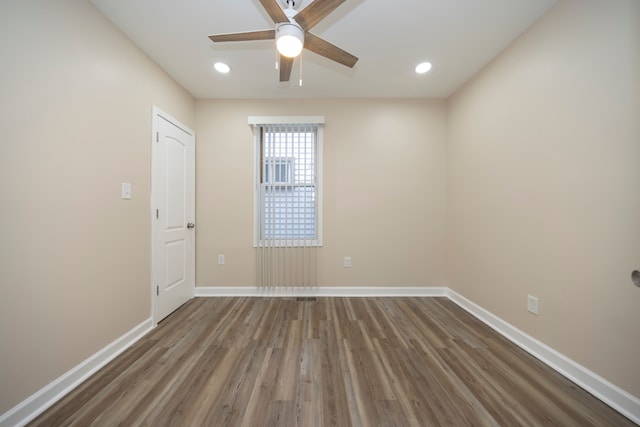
top-left (152, 108), bottom-right (195, 322)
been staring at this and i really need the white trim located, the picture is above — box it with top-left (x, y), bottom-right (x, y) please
top-left (0, 318), bottom-right (153, 427)
top-left (315, 125), bottom-right (324, 246)
top-left (154, 106), bottom-right (194, 136)
top-left (254, 239), bottom-right (321, 248)
top-left (151, 107), bottom-right (159, 326)
top-left (248, 116), bottom-right (325, 125)
top-left (446, 289), bottom-right (640, 425)
top-left (194, 286), bottom-right (449, 298)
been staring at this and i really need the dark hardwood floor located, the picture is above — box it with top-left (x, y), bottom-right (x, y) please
top-left (30, 297), bottom-right (636, 426)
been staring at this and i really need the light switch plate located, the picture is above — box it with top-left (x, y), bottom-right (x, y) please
top-left (121, 183), bottom-right (132, 199)
top-left (527, 295), bottom-right (539, 315)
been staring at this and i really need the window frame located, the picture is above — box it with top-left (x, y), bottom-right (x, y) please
top-left (250, 117), bottom-right (324, 248)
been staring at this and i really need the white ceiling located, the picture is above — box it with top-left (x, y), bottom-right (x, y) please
top-left (90, 0), bottom-right (557, 99)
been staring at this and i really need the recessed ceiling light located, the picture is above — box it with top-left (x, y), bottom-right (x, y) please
top-left (214, 62), bottom-right (230, 74)
top-left (415, 62), bottom-right (432, 74)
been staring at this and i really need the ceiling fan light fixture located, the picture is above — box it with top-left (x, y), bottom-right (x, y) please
top-left (276, 22), bottom-right (304, 58)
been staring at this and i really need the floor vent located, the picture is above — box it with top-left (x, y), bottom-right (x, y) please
top-left (296, 297), bottom-right (317, 302)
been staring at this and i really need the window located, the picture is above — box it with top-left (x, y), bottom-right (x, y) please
top-left (250, 117), bottom-right (323, 246)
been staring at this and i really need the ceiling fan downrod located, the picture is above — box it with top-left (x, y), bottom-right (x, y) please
top-left (283, 0), bottom-right (302, 10)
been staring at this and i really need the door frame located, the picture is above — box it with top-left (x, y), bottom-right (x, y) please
top-left (150, 106), bottom-right (195, 325)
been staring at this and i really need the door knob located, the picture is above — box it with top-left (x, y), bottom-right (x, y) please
top-left (187, 222), bottom-right (195, 229)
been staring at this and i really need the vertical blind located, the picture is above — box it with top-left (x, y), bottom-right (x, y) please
top-left (254, 121), bottom-right (321, 289)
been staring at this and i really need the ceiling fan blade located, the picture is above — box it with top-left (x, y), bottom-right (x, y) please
top-left (294, 0), bottom-right (345, 30)
top-left (304, 32), bottom-right (358, 68)
top-left (209, 29), bottom-right (275, 42)
top-left (258, 0), bottom-right (289, 24)
top-left (279, 55), bottom-right (294, 82)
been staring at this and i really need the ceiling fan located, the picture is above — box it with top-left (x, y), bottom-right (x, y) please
top-left (208, 0), bottom-right (358, 82)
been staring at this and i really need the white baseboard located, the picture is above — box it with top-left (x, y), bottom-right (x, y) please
top-left (446, 289), bottom-right (640, 425)
top-left (194, 286), bottom-right (449, 298)
top-left (0, 318), bottom-right (154, 427)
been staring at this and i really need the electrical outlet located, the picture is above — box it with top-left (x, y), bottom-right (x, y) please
top-left (218, 254), bottom-right (225, 265)
top-left (527, 295), bottom-right (539, 315)
top-left (344, 257), bottom-right (351, 268)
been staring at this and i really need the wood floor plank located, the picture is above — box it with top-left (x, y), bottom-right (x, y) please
top-left (319, 320), bottom-right (352, 427)
top-left (437, 344), bottom-right (536, 427)
top-left (28, 297), bottom-right (638, 427)
top-left (265, 400), bottom-right (296, 427)
top-left (381, 339), bottom-right (448, 425)
top-left (273, 319), bottom-right (302, 402)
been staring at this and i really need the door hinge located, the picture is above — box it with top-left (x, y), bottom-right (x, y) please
top-left (156, 285), bottom-right (159, 296)
top-left (156, 209), bottom-right (159, 219)
top-left (156, 132), bottom-right (159, 142)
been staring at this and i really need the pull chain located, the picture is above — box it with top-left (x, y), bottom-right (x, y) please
top-left (299, 50), bottom-right (303, 86)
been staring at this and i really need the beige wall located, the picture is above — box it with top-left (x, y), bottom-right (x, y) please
top-left (0, 0), bottom-right (195, 413)
top-left (447, 0), bottom-right (640, 397)
top-left (195, 99), bottom-right (448, 288)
